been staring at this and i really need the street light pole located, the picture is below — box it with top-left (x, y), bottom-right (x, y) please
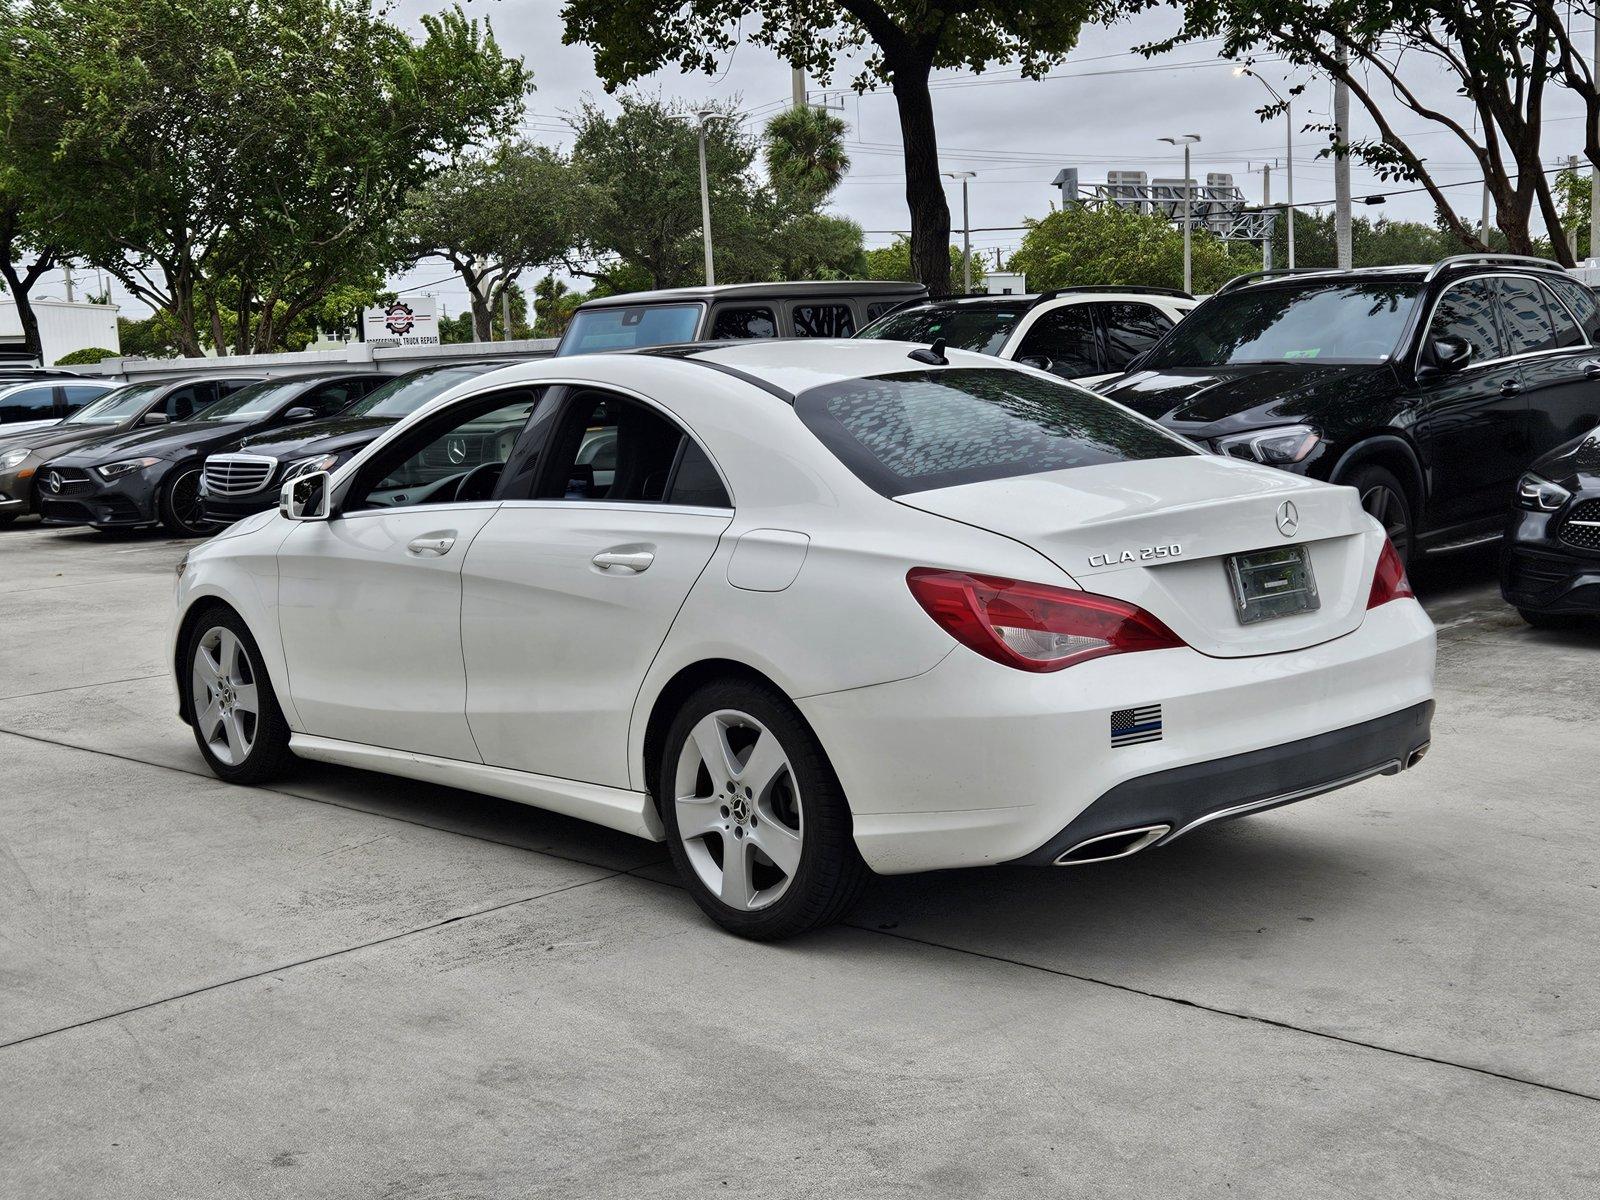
top-left (1159, 135), bottom-right (1201, 293)
top-left (1237, 67), bottom-right (1295, 268)
top-left (944, 171), bottom-right (976, 292)
top-left (696, 120), bottom-right (715, 286)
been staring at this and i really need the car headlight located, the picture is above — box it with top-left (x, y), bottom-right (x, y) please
top-left (284, 453), bottom-right (340, 480)
top-left (1214, 425), bottom-right (1321, 465)
top-left (0, 448), bottom-right (29, 471)
top-left (95, 457), bottom-right (162, 480)
top-left (1516, 472), bottom-right (1572, 512)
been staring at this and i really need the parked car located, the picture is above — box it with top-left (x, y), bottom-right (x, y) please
top-left (172, 340), bottom-right (1434, 940)
top-left (1097, 254), bottom-right (1600, 565)
top-left (554, 281), bottom-right (928, 356)
top-left (855, 286), bottom-right (1197, 384)
top-left (0, 373), bottom-right (263, 526)
top-left (0, 376), bottom-right (116, 439)
top-left (39, 372), bottom-right (384, 536)
top-left (199, 361), bottom-right (516, 524)
top-left (1500, 425), bottom-right (1600, 625)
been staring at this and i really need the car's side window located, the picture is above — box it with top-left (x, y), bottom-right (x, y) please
top-left (864, 301), bottom-right (901, 323)
top-left (0, 385), bottom-right (57, 424)
top-left (532, 391), bottom-right (730, 508)
top-left (1496, 278), bottom-right (1562, 355)
top-left (710, 306), bottom-right (777, 340)
top-left (299, 380), bottom-right (363, 418)
top-left (166, 383), bottom-right (212, 421)
top-left (1539, 278), bottom-right (1591, 347)
top-left (1015, 305), bottom-right (1101, 377)
top-left (1096, 302), bottom-right (1175, 371)
top-left (61, 385), bottom-right (107, 415)
top-left (792, 303), bottom-right (856, 338)
top-left (1427, 279), bottom-right (1505, 365)
top-left (344, 389), bottom-right (541, 512)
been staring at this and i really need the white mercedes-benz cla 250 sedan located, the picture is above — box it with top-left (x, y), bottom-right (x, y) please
top-left (172, 340), bottom-right (1435, 938)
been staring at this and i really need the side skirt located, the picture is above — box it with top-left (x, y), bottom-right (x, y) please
top-left (289, 734), bottom-right (666, 842)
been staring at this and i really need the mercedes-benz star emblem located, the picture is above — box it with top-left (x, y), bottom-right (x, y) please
top-left (446, 437), bottom-right (467, 465)
top-left (1276, 499), bottom-right (1300, 537)
top-left (44, 471), bottom-right (61, 494)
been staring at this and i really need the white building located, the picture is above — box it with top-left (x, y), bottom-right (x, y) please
top-left (0, 296), bottom-right (121, 366)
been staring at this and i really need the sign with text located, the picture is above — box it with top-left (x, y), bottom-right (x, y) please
top-left (363, 297), bottom-right (439, 347)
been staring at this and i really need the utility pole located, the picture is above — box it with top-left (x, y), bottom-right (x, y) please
top-left (1334, 42), bottom-right (1353, 269)
top-left (1250, 161), bottom-right (1275, 270)
top-left (63, 262), bottom-right (74, 303)
top-left (1237, 67), bottom-right (1295, 268)
top-left (1482, 182), bottom-right (1492, 248)
top-left (1160, 135), bottom-right (1202, 293)
top-left (696, 120), bottom-right (716, 285)
top-left (1592, 20), bottom-right (1600, 263)
top-left (1571, 154), bottom-right (1583, 261)
top-left (792, 66), bottom-right (805, 108)
top-left (945, 171), bottom-right (976, 292)
top-left (502, 287), bottom-right (512, 340)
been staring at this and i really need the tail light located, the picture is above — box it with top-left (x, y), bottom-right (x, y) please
top-left (906, 568), bottom-right (1185, 672)
top-left (1366, 538), bottom-right (1413, 608)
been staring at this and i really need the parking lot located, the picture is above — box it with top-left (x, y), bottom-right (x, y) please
top-left (2, 516), bottom-right (1597, 1198)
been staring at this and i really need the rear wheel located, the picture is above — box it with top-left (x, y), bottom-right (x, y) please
top-left (1517, 608), bottom-right (1586, 630)
top-left (160, 465), bottom-right (214, 537)
top-left (659, 679), bottom-right (869, 940)
top-left (1350, 464), bottom-right (1415, 565)
top-left (186, 607), bottom-right (294, 784)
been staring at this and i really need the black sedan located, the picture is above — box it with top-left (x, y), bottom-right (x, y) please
top-left (38, 372), bottom-right (384, 536)
top-left (1501, 428), bottom-right (1600, 626)
top-left (199, 360), bottom-right (514, 523)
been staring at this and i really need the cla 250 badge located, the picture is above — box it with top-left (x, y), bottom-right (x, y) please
top-left (1087, 543), bottom-right (1182, 568)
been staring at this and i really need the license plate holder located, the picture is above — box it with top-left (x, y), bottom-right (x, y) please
top-left (1226, 545), bottom-right (1320, 624)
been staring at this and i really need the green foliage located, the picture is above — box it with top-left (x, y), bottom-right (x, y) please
top-left (1009, 205), bottom-right (1241, 293)
top-left (1555, 167), bottom-right (1592, 260)
top-left (531, 275), bottom-right (583, 339)
top-left (1268, 210), bottom-right (1475, 269)
top-left (764, 106), bottom-right (850, 213)
top-left (863, 238), bottom-right (983, 287)
top-left (54, 346), bottom-right (117, 365)
top-left (117, 312), bottom-right (186, 358)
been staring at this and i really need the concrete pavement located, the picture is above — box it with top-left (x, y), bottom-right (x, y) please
top-left (2, 519), bottom-right (1598, 1197)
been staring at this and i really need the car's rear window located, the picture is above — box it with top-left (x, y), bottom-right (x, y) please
top-left (856, 303), bottom-right (1024, 356)
top-left (794, 367), bottom-right (1196, 496)
top-left (557, 303), bottom-right (704, 355)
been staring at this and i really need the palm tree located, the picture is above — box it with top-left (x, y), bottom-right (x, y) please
top-left (763, 106), bottom-right (850, 213)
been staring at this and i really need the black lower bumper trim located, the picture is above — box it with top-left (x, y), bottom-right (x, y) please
top-left (1018, 701), bottom-right (1435, 866)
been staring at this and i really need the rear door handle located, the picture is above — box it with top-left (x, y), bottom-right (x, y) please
top-left (592, 549), bottom-right (654, 573)
top-left (407, 533), bottom-right (456, 557)
top-left (1500, 378), bottom-right (1523, 396)
top-left (1584, 361), bottom-right (1600, 381)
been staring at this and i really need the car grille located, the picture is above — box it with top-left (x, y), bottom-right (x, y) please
top-left (203, 454), bottom-right (277, 497)
top-left (37, 466), bottom-right (96, 497)
top-left (1559, 498), bottom-right (1600, 552)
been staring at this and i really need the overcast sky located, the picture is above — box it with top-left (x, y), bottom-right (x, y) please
top-left (42, 1), bottom-right (1595, 321)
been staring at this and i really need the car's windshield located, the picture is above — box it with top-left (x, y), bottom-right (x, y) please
top-left (1141, 281), bottom-right (1422, 368)
top-left (63, 383), bottom-right (165, 425)
top-left (856, 303), bottom-right (1026, 356)
top-left (795, 367), bottom-right (1196, 496)
top-left (557, 303), bottom-right (704, 355)
top-left (344, 363), bottom-right (505, 419)
top-left (195, 378), bottom-right (315, 421)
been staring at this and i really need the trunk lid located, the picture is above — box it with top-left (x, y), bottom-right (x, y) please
top-left (898, 454), bottom-right (1378, 657)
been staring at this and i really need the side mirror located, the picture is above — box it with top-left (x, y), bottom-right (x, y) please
top-left (142, 412), bottom-right (169, 426)
top-left (280, 471), bottom-right (331, 521)
top-left (1017, 354), bottom-right (1055, 373)
top-left (1425, 334), bottom-right (1473, 375)
top-left (282, 406), bottom-right (317, 422)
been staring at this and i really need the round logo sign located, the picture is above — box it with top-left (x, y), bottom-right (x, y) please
top-left (383, 302), bottom-right (416, 336)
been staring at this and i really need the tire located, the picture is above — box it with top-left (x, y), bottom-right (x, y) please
top-left (159, 464), bottom-right (214, 537)
top-left (1348, 463), bottom-right (1415, 565)
top-left (184, 606), bottom-right (294, 785)
top-left (658, 678), bottom-right (869, 940)
top-left (1517, 608), bottom-right (1585, 630)
top-left (0, 513), bottom-right (16, 527)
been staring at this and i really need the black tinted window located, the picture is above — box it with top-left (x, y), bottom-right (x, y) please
top-left (539, 393), bottom-right (711, 505)
top-left (795, 368), bottom-right (1195, 496)
top-left (61, 385), bottom-right (108, 414)
top-left (858, 303), bottom-right (1022, 355)
top-left (1496, 278), bottom-right (1559, 354)
top-left (1542, 278), bottom-right (1594, 345)
top-left (793, 303), bottom-right (856, 337)
top-left (666, 439), bottom-right (731, 508)
top-left (1429, 280), bottom-right (1505, 364)
top-left (865, 301), bottom-right (902, 322)
top-left (1098, 302), bottom-right (1175, 370)
top-left (166, 383), bottom-right (212, 420)
top-left (1146, 282), bottom-right (1420, 368)
top-left (0, 385), bottom-right (56, 423)
top-left (710, 306), bottom-right (776, 340)
top-left (299, 379), bottom-right (368, 418)
top-left (1016, 306), bottom-right (1100, 377)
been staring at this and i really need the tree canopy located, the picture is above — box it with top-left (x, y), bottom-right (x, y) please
top-left (1009, 204), bottom-right (1243, 293)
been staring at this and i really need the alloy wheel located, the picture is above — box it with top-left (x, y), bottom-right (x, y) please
top-left (192, 626), bottom-right (260, 766)
top-left (170, 469), bottom-right (210, 535)
top-left (1360, 482), bottom-right (1409, 547)
top-left (673, 709), bottom-right (805, 911)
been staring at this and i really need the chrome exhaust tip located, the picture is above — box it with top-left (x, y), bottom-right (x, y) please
top-left (1053, 824), bottom-right (1171, 866)
top-left (1405, 741), bottom-right (1431, 769)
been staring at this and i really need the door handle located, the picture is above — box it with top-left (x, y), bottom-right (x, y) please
top-left (1500, 378), bottom-right (1523, 396)
top-left (406, 533), bottom-right (456, 557)
top-left (592, 549), bottom-right (655, 573)
top-left (1584, 361), bottom-right (1600, 381)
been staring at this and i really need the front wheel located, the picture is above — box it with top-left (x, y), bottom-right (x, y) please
top-left (185, 607), bottom-right (294, 784)
top-left (1350, 464), bottom-right (1415, 565)
top-left (160, 465), bottom-right (215, 537)
top-left (659, 679), bottom-right (869, 940)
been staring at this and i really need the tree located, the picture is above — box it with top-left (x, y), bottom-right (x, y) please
top-left (54, 346), bottom-right (117, 366)
top-left (406, 142), bottom-right (586, 342)
top-left (0, 19), bottom-right (61, 366)
top-left (765, 106), bottom-right (851, 212)
top-left (4, 1), bottom-right (529, 356)
top-left (117, 313), bottom-right (186, 359)
top-left (560, 0), bottom-right (1096, 296)
top-left (864, 237), bottom-right (983, 287)
top-left (1008, 204), bottom-right (1242, 293)
top-left (530, 275), bottom-right (584, 338)
top-left (1138, 0), bottom-right (1570, 261)
top-left (1270, 209), bottom-right (1466, 268)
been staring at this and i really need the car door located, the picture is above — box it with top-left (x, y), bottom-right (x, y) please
top-left (276, 388), bottom-right (541, 760)
top-left (1414, 276), bottom-right (1527, 532)
top-left (461, 386), bottom-right (734, 788)
top-left (1511, 276), bottom-right (1600, 452)
top-left (1011, 303), bottom-right (1104, 379)
top-left (1092, 301), bottom-right (1177, 375)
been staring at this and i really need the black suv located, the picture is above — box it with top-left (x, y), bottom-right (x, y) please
top-left (1099, 255), bottom-right (1600, 562)
top-left (1501, 425), bottom-right (1600, 625)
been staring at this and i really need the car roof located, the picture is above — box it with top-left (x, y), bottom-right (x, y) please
top-left (635, 337), bottom-right (1011, 398)
top-left (1217, 255), bottom-right (1580, 295)
top-left (572, 280), bottom-right (927, 310)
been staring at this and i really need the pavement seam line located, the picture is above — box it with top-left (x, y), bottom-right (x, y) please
top-left (0, 673), bottom-right (167, 703)
top-left (0, 871), bottom-right (628, 1053)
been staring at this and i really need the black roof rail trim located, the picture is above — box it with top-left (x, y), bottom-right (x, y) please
top-left (629, 344), bottom-right (797, 403)
top-left (1037, 285), bottom-right (1196, 300)
top-left (1423, 253), bottom-right (1568, 280)
top-left (1217, 268), bottom-right (1340, 294)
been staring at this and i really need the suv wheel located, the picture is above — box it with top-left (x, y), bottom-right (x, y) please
top-left (1350, 464), bottom-right (1414, 564)
top-left (160, 465), bottom-right (214, 537)
top-left (659, 679), bottom-right (869, 940)
top-left (185, 607), bottom-right (294, 784)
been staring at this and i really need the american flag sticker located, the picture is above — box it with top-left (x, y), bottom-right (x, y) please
top-left (1110, 704), bottom-right (1163, 747)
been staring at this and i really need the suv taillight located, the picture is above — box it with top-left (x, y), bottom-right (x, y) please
top-left (906, 568), bottom-right (1185, 672)
top-left (1367, 538), bottom-right (1414, 609)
